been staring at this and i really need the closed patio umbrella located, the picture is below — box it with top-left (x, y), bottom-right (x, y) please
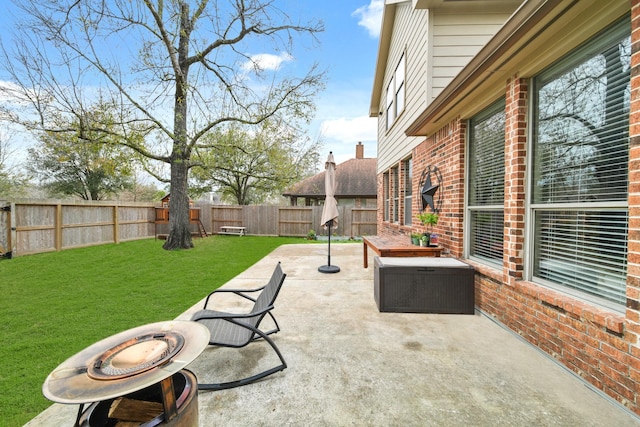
top-left (318, 152), bottom-right (340, 273)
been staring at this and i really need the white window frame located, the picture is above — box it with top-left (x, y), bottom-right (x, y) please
top-left (395, 54), bottom-right (405, 118)
top-left (386, 53), bottom-right (405, 130)
top-left (386, 81), bottom-right (395, 129)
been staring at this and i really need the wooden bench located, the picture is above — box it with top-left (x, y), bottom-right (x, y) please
top-left (362, 235), bottom-right (442, 268)
top-left (219, 226), bottom-right (246, 236)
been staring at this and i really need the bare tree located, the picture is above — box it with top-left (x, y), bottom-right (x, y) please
top-left (1, 0), bottom-right (325, 249)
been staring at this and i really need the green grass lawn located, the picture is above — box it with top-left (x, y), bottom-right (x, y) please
top-left (0, 235), bottom-right (310, 426)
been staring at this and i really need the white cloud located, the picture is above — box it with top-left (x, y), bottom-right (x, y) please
top-left (0, 80), bottom-right (32, 105)
top-left (241, 52), bottom-right (294, 72)
top-left (320, 115), bottom-right (377, 144)
top-left (352, 0), bottom-right (384, 38)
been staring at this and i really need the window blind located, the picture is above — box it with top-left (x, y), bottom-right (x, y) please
top-left (468, 101), bottom-right (505, 265)
top-left (531, 18), bottom-right (630, 306)
top-left (404, 158), bottom-right (412, 225)
top-left (469, 105), bottom-right (505, 205)
top-left (533, 210), bottom-right (628, 304)
top-left (533, 25), bottom-right (630, 203)
top-left (469, 211), bottom-right (504, 265)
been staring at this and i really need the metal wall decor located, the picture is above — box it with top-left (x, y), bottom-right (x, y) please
top-left (419, 165), bottom-right (443, 213)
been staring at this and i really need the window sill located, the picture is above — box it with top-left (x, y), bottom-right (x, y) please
top-left (464, 259), bottom-right (625, 334)
top-left (516, 281), bottom-right (625, 334)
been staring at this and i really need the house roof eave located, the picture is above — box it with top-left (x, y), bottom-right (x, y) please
top-left (405, 0), bottom-right (630, 137)
top-left (369, 2), bottom-right (398, 117)
top-left (405, 0), bottom-right (550, 136)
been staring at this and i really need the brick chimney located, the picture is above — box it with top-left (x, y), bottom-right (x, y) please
top-left (356, 141), bottom-right (364, 159)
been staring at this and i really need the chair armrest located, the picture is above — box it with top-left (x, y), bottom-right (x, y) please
top-left (202, 285), bottom-right (267, 308)
top-left (191, 305), bottom-right (274, 321)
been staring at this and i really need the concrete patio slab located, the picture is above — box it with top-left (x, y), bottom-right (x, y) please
top-left (26, 243), bottom-right (640, 426)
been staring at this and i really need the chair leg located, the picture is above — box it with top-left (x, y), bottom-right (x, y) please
top-left (197, 323), bottom-right (287, 391)
top-left (253, 312), bottom-right (281, 339)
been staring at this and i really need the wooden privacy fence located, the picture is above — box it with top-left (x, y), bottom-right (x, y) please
top-left (212, 205), bottom-right (377, 238)
top-left (0, 200), bottom-right (377, 257)
top-left (2, 199), bottom-right (156, 257)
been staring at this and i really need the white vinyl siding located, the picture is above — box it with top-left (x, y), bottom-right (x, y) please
top-left (377, 6), bottom-right (512, 173)
top-left (430, 12), bottom-right (511, 100)
top-left (376, 3), bottom-right (428, 173)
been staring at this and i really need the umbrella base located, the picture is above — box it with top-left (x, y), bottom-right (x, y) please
top-left (318, 265), bottom-right (340, 274)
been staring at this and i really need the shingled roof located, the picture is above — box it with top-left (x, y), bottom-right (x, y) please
top-left (283, 143), bottom-right (377, 199)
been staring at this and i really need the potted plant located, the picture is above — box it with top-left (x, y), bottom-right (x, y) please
top-left (410, 233), bottom-right (421, 245)
top-left (306, 229), bottom-right (317, 240)
top-left (420, 235), bottom-right (429, 247)
top-left (417, 211), bottom-right (439, 246)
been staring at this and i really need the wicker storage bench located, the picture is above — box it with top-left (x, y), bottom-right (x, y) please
top-left (374, 257), bottom-right (475, 314)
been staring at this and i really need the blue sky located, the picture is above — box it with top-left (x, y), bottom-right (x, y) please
top-left (298, 0), bottom-right (383, 165)
top-left (0, 0), bottom-right (383, 172)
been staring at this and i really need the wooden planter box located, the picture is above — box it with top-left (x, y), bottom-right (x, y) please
top-left (374, 257), bottom-right (475, 314)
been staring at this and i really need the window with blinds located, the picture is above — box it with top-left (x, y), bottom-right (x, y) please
top-left (383, 172), bottom-right (389, 222)
top-left (467, 100), bottom-right (505, 266)
top-left (531, 18), bottom-right (630, 306)
top-left (533, 210), bottom-right (628, 304)
top-left (404, 158), bottom-right (412, 225)
top-left (392, 166), bottom-right (399, 223)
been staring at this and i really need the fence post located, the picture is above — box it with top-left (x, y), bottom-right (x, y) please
top-left (113, 205), bottom-right (120, 244)
top-left (55, 203), bottom-right (62, 252)
top-left (9, 202), bottom-right (14, 258)
top-left (0, 202), bottom-right (11, 258)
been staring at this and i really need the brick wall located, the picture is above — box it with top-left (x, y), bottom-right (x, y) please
top-left (375, 1), bottom-right (640, 413)
top-left (625, 0), bottom-right (640, 403)
top-left (476, 54), bottom-right (639, 415)
top-left (472, 62), bottom-right (640, 416)
top-left (503, 76), bottom-right (528, 285)
top-left (377, 120), bottom-right (466, 257)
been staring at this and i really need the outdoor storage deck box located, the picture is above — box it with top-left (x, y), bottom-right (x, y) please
top-left (374, 257), bottom-right (475, 314)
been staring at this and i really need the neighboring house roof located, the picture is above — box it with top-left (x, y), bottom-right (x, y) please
top-left (283, 157), bottom-right (377, 199)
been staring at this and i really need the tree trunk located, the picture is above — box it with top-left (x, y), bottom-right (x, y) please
top-left (163, 2), bottom-right (194, 250)
top-left (163, 159), bottom-right (193, 250)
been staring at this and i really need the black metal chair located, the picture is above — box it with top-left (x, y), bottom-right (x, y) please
top-left (191, 262), bottom-right (287, 391)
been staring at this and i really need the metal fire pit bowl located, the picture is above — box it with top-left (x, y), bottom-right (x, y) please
top-left (43, 321), bottom-right (210, 405)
